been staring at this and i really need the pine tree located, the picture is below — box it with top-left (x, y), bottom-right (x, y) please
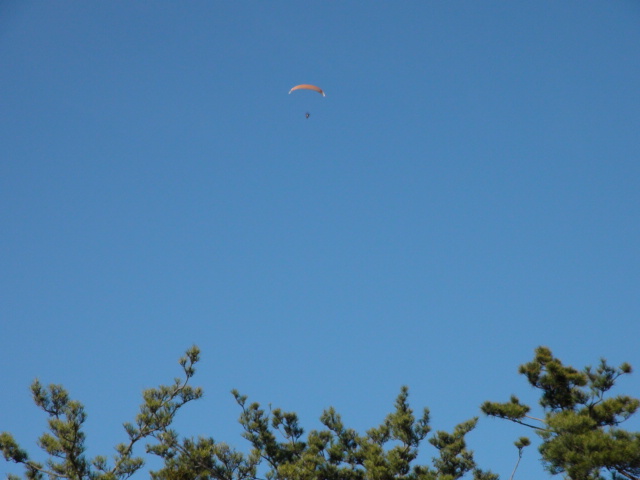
top-left (0, 346), bottom-right (203, 480)
top-left (229, 386), bottom-right (497, 480)
top-left (1, 347), bottom-right (495, 480)
top-left (482, 346), bottom-right (640, 480)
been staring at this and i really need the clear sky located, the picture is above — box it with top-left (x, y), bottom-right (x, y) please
top-left (1, 2), bottom-right (639, 479)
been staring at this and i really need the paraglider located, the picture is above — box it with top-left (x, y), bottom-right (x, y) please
top-left (289, 84), bottom-right (325, 119)
top-left (288, 84), bottom-right (325, 96)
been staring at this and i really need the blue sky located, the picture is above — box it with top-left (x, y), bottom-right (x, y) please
top-left (1, 2), bottom-right (639, 479)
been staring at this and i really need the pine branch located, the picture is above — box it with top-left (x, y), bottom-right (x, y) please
top-left (618, 470), bottom-right (640, 480)
top-left (508, 450), bottom-right (522, 480)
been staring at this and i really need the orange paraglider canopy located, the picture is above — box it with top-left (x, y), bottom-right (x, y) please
top-left (288, 84), bottom-right (325, 96)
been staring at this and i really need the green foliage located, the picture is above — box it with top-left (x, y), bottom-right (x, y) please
top-left (5, 345), bottom-right (637, 480)
top-left (512, 438), bottom-right (529, 451)
top-left (148, 435), bottom-right (258, 480)
top-left (1, 348), bottom-right (493, 480)
top-left (1, 346), bottom-right (202, 480)
top-left (482, 346), bottom-right (640, 480)
top-left (233, 386), bottom-right (495, 480)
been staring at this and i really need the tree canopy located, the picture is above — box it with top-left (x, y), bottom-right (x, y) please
top-left (2, 346), bottom-right (638, 480)
top-left (482, 346), bottom-right (640, 480)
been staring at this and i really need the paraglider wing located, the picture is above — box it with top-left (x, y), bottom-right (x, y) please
top-left (288, 84), bottom-right (325, 96)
